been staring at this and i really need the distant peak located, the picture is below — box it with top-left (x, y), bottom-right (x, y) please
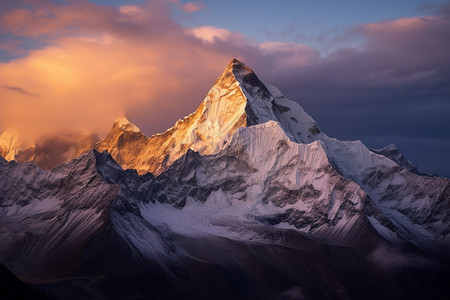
top-left (113, 114), bottom-right (141, 133)
top-left (385, 144), bottom-right (399, 151)
top-left (114, 113), bottom-right (128, 123)
top-left (0, 128), bottom-right (21, 147)
top-left (373, 144), bottom-right (399, 152)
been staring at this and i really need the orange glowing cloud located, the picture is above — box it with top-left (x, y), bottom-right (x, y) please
top-left (182, 1), bottom-right (204, 13)
top-left (189, 25), bottom-right (249, 45)
top-left (0, 1), bottom-right (327, 139)
top-left (0, 2), bottom-right (231, 138)
top-left (363, 16), bottom-right (437, 32)
top-left (0, 34), bottom-right (232, 138)
top-left (360, 16), bottom-right (448, 51)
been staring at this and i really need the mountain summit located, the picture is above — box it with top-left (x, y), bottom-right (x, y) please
top-left (96, 58), bottom-right (324, 175)
top-left (113, 114), bottom-right (141, 133)
top-left (95, 114), bottom-right (147, 169)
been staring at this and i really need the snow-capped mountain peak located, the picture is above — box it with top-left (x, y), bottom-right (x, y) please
top-left (230, 59), bottom-right (325, 144)
top-left (229, 57), bottom-right (255, 78)
top-left (95, 58), bottom-right (326, 175)
top-left (113, 114), bottom-right (141, 133)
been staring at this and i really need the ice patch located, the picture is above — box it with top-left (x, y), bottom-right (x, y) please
top-left (1, 197), bottom-right (60, 217)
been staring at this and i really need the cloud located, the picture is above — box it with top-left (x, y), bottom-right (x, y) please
top-left (368, 244), bottom-right (434, 269)
top-left (182, 1), bottom-right (204, 13)
top-left (281, 286), bottom-right (305, 299)
top-left (0, 84), bottom-right (38, 97)
top-left (0, 0), bottom-right (233, 138)
top-left (190, 26), bottom-right (233, 43)
top-left (0, 39), bottom-right (24, 55)
top-left (259, 41), bottom-right (320, 69)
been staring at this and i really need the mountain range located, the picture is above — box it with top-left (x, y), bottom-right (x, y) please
top-left (0, 59), bottom-right (449, 299)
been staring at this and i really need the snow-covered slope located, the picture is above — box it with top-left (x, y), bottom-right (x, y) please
top-left (141, 121), bottom-right (397, 248)
top-left (0, 152), bottom-right (118, 281)
top-left (312, 137), bottom-right (450, 257)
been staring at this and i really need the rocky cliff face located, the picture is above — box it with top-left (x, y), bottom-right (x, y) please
top-left (0, 152), bottom-right (118, 281)
top-left (95, 115), bottom-right (148, 170)
top-left (95, 59), bottom-right (250, 175)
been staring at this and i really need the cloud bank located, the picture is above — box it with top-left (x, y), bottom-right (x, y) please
top-left (0, 0), bottom-right (449, 176)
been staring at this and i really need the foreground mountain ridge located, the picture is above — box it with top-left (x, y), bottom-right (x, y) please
top-left (0, 59), bottom-right (449, 299)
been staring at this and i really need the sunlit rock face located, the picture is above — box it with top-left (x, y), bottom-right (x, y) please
top-left (0, 129), bottom-right (21, 161)
top-left (95, 115), bottom-right (149, 170)
top-left (96, 59), bottom-right (249, 175)
top-left (0, 129), bottom-right (98, 170)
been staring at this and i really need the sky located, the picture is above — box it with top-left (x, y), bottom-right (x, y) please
top-left (0, 0), bottom-right (449, 177)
